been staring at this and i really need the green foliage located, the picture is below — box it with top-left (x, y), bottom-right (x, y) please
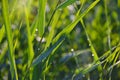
top-left (1, 0), bottom-right (18, 80)
top-left (38, 0), bottom-right (47, 37)
top-left (0, 0), bottom-right (120, 80)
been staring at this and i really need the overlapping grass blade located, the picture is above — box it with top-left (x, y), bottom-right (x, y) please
top-left (80, 19), bottom-right (103, 79)
top-left (38, 0), bottom-right (47, 37)
top-left (74, 60), bottom-right (105, 80)
top-left (56, 0), bottom-right (77, 10)
top-left (0, 25), bottom-right (5, 42)
top-left (74, 45), bottom-right (120, 79)
top-left (24, 6), bottom-right (34, 66)
top-left (45, 11), bottom-right (61, 49)
top-left (53, 0), bottom-right (100, 43)
top-left (0, 43), bottom-right (8, 63)
top-left (108, 59), bottom-right (120, 71)
top-left (60, 49), bottom-right (90, 63)
top-left (2, 0), bottom-right (18, 79)
top-left (31, 15), bottom-right (38, 40)
top-left (31, 36), bottom-right (65, 67)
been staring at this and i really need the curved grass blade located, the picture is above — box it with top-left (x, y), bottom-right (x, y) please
top-left (53, 0), bottom-right (100, 43)
top-left (56, 0), bottom-right (77, 10)
top-left (31, 36), bottom-right (65, 67)
top-left (38, 0), bottom-right (47, 37)
top-left (2, 0), bottom-right (18, 80)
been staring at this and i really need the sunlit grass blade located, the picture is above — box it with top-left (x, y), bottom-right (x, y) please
top-left (2, 0), bottom-right (18, 80)
top-left (38, 0), bottom-right (47, 37)
top-left (24, 6), bottom-right (34, 66)
top-left (56, 0), bottom-right (77, 10)
top-left (31, 36), bottom-right (65, 67)
top-left (53, 0), bottom-right (100, 43)
top-left (45, 11), bottom-right (61, 49)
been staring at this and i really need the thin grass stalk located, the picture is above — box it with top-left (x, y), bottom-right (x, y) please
top-left (80, 19), bottom-right (103, 80)
top-left (104, 0), bottom-right (112, 53)
top-left (2, 0), bottom-right (18, 80)
top-left (24, 5), bottom-right (35, 80)
top-left (24, 5), bottom-right (34, 67)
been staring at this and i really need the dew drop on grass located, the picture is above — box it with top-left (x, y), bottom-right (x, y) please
top-left (89, 44), bottom-right (91, 46)
top-left (82, 75), bottom-right (85, 77)
top-left (36, 29), bottom-right (38, 32)
top-left (36, 36), bottom-right (46, 42)
top-left (36, 37), bottom-right (41, 42)
top-left (87, 38), bottom-right (90, 41)
top-left (71, 48), bottom-right (74, 52)
top-left (37, 48), bottom-right (40, 51)
top-left (92, 54), bottom-right (94, 57)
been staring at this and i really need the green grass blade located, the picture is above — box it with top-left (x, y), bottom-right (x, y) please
top-left (2, 0), bottom-right (18, 80)
top-left (80, 19), bottom-right (103, 79)
top-left (31, 36), bottom-right (65, 67)
top-left (31, 15), bottom-right (38, 40)
top-left (24, 6), bottom-right (34, 66)
top-left (80, 20), bottom-right (99, 62)
top-left (74, 60), bottom-right (105, 80)
top-left (45, 11), bottom-right (61, 49)
top-left (108, 59), bottom-right (120, 71)
top-left (53, 0), bottom-right (100, 43)
top-left (56, 0), bottom-right (77, 9)
top-left (0, 43), bottom-right (8, 63)
top-left (38, 0), bottom-right (47, 37)
top-left (118, 0), bottom-right (120, 7)
top-left (0, 25), bottom-right (5, 43)
top-left (60, 49), bottom-right (90, 63)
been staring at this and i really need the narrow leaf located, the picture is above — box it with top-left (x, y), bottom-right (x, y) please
top-left (53, 0), bottom-right (100, 43)
top-left (0, 25), bottom-right (5, 43)
top-left (80, 19), bottom-right (103, 79)
top-left (38, 0), bottom-right (47, 37)
top-left (56, 0), bottom-right (77, 9)
top-left (31, 36), bottom-right (65, 67)
top-left (60, 49), bottom-right (90, 63)
top-left (2, 0), bottom-right (18, 80)
top-left (24, 6), bottom-right (34, 66)
top-left (45, 11), bottom-right (61, 49)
